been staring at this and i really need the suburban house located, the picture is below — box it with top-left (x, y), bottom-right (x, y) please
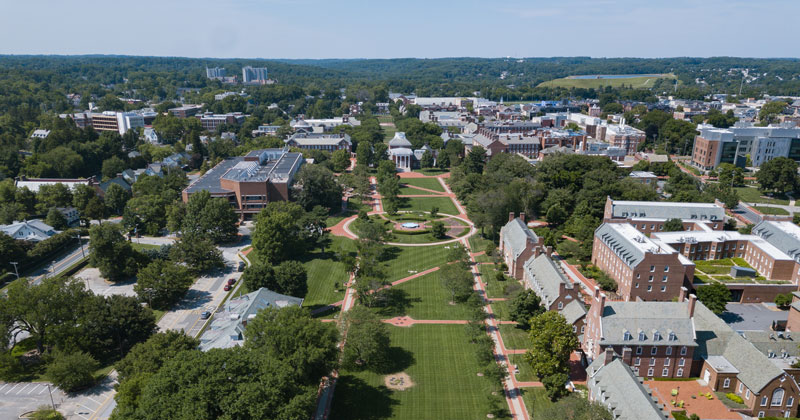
top-left (522, 254), bottom-right (586, 332)
top-left (182, 148), bottom-right (303, 220)
top-left (499, 214), bottom-right (545, 280)
top-left (587, 349), bottom-right (669, 420)
top-left (1, 220), bottom-right (57, 242)
top-left (199, 288), bottom-right (303, 351)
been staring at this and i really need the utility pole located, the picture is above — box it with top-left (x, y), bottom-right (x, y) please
top-left (10, 262), bottom-right (19, 280)
top-left (47, 383), bottom-right (56, 411)
top-left (75, 233), bottom-right (85, 258)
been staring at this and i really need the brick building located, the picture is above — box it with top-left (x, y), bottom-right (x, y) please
top-left (522, 253), bottom-right (587, 334)
top-left (602, 197), bottom-right (726, 235)
top-left (499, 214), bottom-right (544, 280)
top-left (285, 133), bottom-right (352, 152)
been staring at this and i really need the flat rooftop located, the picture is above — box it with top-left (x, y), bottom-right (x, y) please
top-left (652, 231), bottom-right (791, 261)
top-left (607, 222), bottom-right (674, 255)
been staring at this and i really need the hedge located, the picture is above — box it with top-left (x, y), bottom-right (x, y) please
top-left (725, 392), bottom-right (744, 404)
top-left (391, 228), bottom-right (431, 236)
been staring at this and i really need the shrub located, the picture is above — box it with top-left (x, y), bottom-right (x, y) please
top-left (775, 293), bottom-right (793, 309)
top-left (725, 392), bottom-right (744, 404)
top-left (29, 407), bottom-right (65, 420)
top-left (390, 228), bottom-right (430, 236)
top-left (46, 350), bottom-right (99, 392)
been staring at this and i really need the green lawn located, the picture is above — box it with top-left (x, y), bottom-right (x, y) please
top-left (735, 187), bottom-right (790, 205)
top-left (383, 125), bottom-right (397, 142)
top-left (389, 231), bottom-right (449, 245)
top-left (412, 168), bottom-right (448, 176)
top-left (401, 178), bottom-right (446, 192)
top-left (398, 186), bottom-right (438, 196)
top-left (382, 244), bottom-right (449, 283)
top-left (520, 388), bottom-right (557, 420)
top-left (301, 236), bottom-right (357, 310)
top-left (499, 324), bottom-right (529, 351)
top-left (754, 206), bottom-right (790, 215)
top-left (469, 235), bottom-right (496, 263)
top-left (377, 115), bottom-right (394, 124)
top-left (397, 196), bottom-right (459, 216)
top-left (490, 300), bottom-right (512, 322)
top-left (330, 324), bottom-right (496, 420)
top-left (507, 354), bottom-right (536, 382)
top-left (480, 264), bottom-right (504, 298)
top-left (131, 243), bottom-right (160, 251)
top-left (371, 271), bottom-right (475, 320)
top-left (538, 73), bottom-right (675, 89)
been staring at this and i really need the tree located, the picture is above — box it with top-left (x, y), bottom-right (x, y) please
top-left (775, 293), bottom-right (793, 309)
top-left (756, 157), bottom-right (799, 194)
top-left (104, 183), bottom-right (130, 216)
top-left (134, 260), bottom-right (194, 310)
top-left (431, 220), bottom-right (446, 238)
top-left (340, 305), bottom-right (390, 370)
top-left (717, 163), bottom-right (744, 187)
top-left (28, 407), bottom-right (65, 420)
top-left (241, 261), bottom-right (275, 293)
top-left (101, 156), bottom-right (126, 180)
top-left (546, 205), bottom-right (568, 226)
top-left (292, 165), bottom-right (343, 211)
top-left (509, 290), bottom-right (544, 329)
top-left (420, 150), bottom-right (434, 168)
top-left (465, 146), bottom-right (486, 174)
top-left (168, 234), bottom-right (223, 273)
top-left (71, 183), bottom-right (97, 214)
top-left (356, 142), bottom-right (372, 167)
top-left (182, 190), bottom-right (238, 243)
top-left (115, 331), bottom-right (199, 382)
top-left (252, 202), bottom-right (310, 264)
top-left (524, 311), bottom-right (578, 401)
top-left (439, 263), bottom-right (474, 304)
top-left (89, 223), bottom-right (138, 281)
top-left (663, 218), bottom-right (684, 232)
top-left (75, 294), bottom-right (157, 362)
top-left (84, 196), bottom-right (107, 223)
top-left (244, 306), bottom-right (339, 383)
top-left (696, 282), bottom-right (731, 315)
top-left (535, 395), bottom-right (612, 420)
top-left (46, 208), bottom-right (68, 230)
top-left (274, 260), bottom-right (308, 298)
top-left (45, 350), bottom-right (99, 392)
top-left (331, 149), bottom-right (351, 173)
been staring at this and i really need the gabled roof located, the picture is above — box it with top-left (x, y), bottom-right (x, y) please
top-left (501, 218), bottom-right (538, 259)
top-left (523, 254), bottom-right (573, 307)
top-left (599, 301), bottom-right (696, 347)
top-left (752, 220), bottom-right (800, 262)
top-left (587, 356), bottom-right (668, 420)
top-left (0, 220), bottom-right (56, 241)
top-left (99, 176), bottom-right (132, 193)
top-left (559, 299), bottom-right (587, 325)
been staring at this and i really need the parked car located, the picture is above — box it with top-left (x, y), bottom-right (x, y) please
top-left (224, 284), bottom-right (231, 291)
top-left (227, 278), bottom-right (236, 286)
top-left (200, 311), bottom-right (211, 320)
top-left (238, 261), bottom-right (245, 272)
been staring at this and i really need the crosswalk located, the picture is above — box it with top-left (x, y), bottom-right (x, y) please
top-left (0, 382), bottom-right (59, 396)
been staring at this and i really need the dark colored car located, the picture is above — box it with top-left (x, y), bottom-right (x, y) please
top-left (238, 261), bottom-right (246, 272)
top-left (200, 311), bottom-right (211, 320)
top-left (224, 284), bottom-right (231, 291)
top-left (227, 278), bottom-right (236, 286)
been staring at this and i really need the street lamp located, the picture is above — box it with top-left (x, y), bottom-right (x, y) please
top-left (9, 262), bottom-right (19, 280)
top-left (75, 233), bottom-right (85, 258)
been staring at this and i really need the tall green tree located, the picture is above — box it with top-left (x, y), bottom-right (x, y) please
top-left (756, 157), bottom-right (798, 193)
top-left (697, 282), bottom-right (731, 315)
top-left (509, 290), bottom-right (544, 329)
top-left (292, 165), bottom-right (343, 211)
top-left (524, 311), bottom-right (578, 400)
top-left (104, 183), bottom-right (130, 216)
top-left (340, 305), bottom-right (390, 370)
top-left (89, 223), bottom-right (138, 281)
top-left (252, 202), bottom-right (311, 264)
top-left (134, 260), bottom-right (194, 310)
top-left (182, 190), bottom-right (238, 244)
top-left (439, 263), bottom-right (474, 304)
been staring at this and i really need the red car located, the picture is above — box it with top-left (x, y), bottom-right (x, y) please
top-left (224, 284), bottom-right (231, 291)
top-left (227, 278), bottom-right (236, 286)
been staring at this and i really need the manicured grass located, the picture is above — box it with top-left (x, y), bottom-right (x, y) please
top-left (377, 115), bottom-right (394, 124)
top-left (519, 388), bottom-right (562, 420)
top-left (383, 125), bottom-right (397, 141)
top-left (413, 168), bottom-right (447, 176)
top-left (480, 264), bottom-right (504, 298)
top-left (469, 235), bottom-right (496, 263)
top-left (330, 324), bottom-right (496, 420)
top-left (371, 271), bottom-right (476, 320)
top-left (507, 354), bottom-right (536, 382)
top-left (490, 300), bottom-right (512, 322)
top-left (399, 186), bottom-right (438, 196)
top-left (401, 178), bottom-right (446, 192)
top-left (389, 231), bottom-right (450, 245)
top-left (499, 324), bottom-right (529, 351)
top-left (131, 243), bottom-right (160, 251)
top-left (397, 196), bottom-right (459, 216)
top-left (301, 236), bottom-right (357, 309)
top-left (152, 309), bottom-right (166, 322)
top-left (754, 205), bottom-right (790, 215)
top-left (538, 73), bottom-right (675, 89)
top-left (734, 187), bottom-right (790, 205)
top-left (382, 244), bottom-right (449, 283)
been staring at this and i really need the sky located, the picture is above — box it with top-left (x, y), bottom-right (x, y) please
top-left (1, 0), bottom-right (799, 59)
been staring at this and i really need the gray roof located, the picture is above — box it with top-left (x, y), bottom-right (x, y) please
top-left (559, 300), bottom-right (587, 325)
top-left (523, 254), bottom-right (573, 307)
top-left (752, 220), bottom-right (800, 262)
top-left (609, 200), bottom-right (724, 221)
top-left (388, 132), bottom-right (412, 147)
top-left (501, 218), bottom-right (538, 259)
top-left (693, 302), bottom-right (789, 393)
top-left (287, 133), bottom-right (352, 147)
top-left (199, 288), bottom-right (303, 351)
top-left (99, 176), bottom-right (131, 193)
top-left (588, 356), bottom-right (667, 420)
top-left (594, 223), bottom-right (645, 268)
top-left (599, 301), bottom-right (696, 347)
top-left (184, 149), bottom-right (303, 195)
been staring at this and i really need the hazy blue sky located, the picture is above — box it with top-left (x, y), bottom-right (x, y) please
top-left (2, 0), bottom-right (798, 59)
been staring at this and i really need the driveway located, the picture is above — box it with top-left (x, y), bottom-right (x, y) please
top-left (74, 268), bottom-right (136, 298)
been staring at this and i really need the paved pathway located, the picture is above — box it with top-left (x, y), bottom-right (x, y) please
top-left (383, 316), bottom-right (469, 327)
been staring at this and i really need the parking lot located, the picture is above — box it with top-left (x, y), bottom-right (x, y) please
top-left (75, 268), bottom-right (136, 297)
top-left (0, 382), bottom-right (65, 419)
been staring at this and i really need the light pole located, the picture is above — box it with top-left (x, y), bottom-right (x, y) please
top-left (46, 383), bottom-right (56, 411)
top-left (75, 233), bottom-right (85, 258)
top-left (10, 262), bottom-right (19, 280)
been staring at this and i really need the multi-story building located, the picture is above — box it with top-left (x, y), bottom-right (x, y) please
top-left (592, 222), bottom-right (694, 301)
top-left (522, 254), bottom-right (587, 334)
top-left (499, 214), bottom-right (545, 280)
top-left (629, 171), bottom-right (658, 187)
top-left (79, 111), bottom-right (144, 135)
top-left (197, 112), bottom-right (247, 131)
top-left (242, 66), bottom-right (268, 84)
top-left (603, 197), bottom-right (726, 235)
top-left (285, 133), bottom-right (352, 152)
top-left (182, 148), bottom-right (303, 220)
top-left (587, 350), bottom-right (669, 420)
top-left (168, 105), bottom-right (203, 118)
top-left (206, 67), bottom-right (226, 80)
top-left (604, 123), bottom-right (646, 155)
top-left (584, 288), bottom-right (800, 418)
top-left (691, 122), bottom-right (800, 170)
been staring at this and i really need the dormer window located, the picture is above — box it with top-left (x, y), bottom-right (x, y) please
top-left (623, 331), bottom-right (632, 341)
top-left (653, 331), bottom-right (661, 341)
top-left (638, 331), bottom-right (646, 341)
top-left (668, 332), bottom-right (677, 341)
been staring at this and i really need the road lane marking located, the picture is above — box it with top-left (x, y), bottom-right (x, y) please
top-left (86, 391), bottom-right (116, 420)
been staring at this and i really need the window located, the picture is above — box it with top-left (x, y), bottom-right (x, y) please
top-left (738, 383), bottom-right (744, 394)
top-left (664, 358), bottom-right (670, 366)
top-left (648, 275), bottom-right (654, 282)
top-left (669, 332), bottom-right (677, 341)
top-left (636, 273), bottom-right (640, 279)
top-left (762, 395), bottom-right (769, 407)
top-left (662, 368), bottom-right (669, 377)
top-left (680, 346), bottom-right (687, 356)
top-left (635, 282), bottom-right (639, 288)
top-left (624, 331), bottom-right (632, 341)
top-left (647, 285), bottom-right (652, 292)
top-left (662, 276), bottom-right (668, 282)
top-left (649, 357), bottom-right (656, 366)
top-left (724, 378), bottom-right (731, 388)
top-left (661, 286), bottom-right (667, 292)
top-left (558, 302), bottom-right (563, 310)
top-left (635, 357), bottom-right (641, 366)
top-left (639, 332), bottom-right (646, 341)
top-left (746, 389), bottom-right (751, 400)
top-left (651, 347), bottom-right (658, 355)
top-left (580, 326), bottom-right (585, 334)
top-left (757, 412), bottom-right (764, 418)
top-left (650, 265), bottom-right (655, 272)
top-left (634, 367), bottom-right (639, 375)
top-left (772, 388), bottom-right (785, 406)
top-left (664, 266), bottom-right (669, 272)
top-left (647, 367), bottom-right (654, 377)
top-left (787, 396), bottom-right (794, 407)
top-left (573, 325), bottom-right (577, 333)
top-left (654, 331), bottom-right (661, 341)
top-left (636, 346), bottom-right (643, 355)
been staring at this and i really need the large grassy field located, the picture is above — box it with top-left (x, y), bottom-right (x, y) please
top-left (330, 324), bottom-right (496, 420)
top-left (401, 178), bottom-right (446, 192)
top-left (397, 196), bottom-right (459, 215)
top-left (301, 236), bottom-right (357, 310)
top-left (538, 73), bottom-right (675, 89)
top-left (382, 244), bottom-right (450, 282)
top-left (499, 324), bottom-right (529, 351)
top-left (754, 205), bottom-right (790, 215)
top-left (734, 186), bottom-right (790, 205)
top-left (507, 354), bottom-right (536, 383)
top-left (398, 186), bottom-right (438, 196)
top-left (520, 388), bottom-right (556, 420)
top-left (370, 271), bottom-right (475, 320)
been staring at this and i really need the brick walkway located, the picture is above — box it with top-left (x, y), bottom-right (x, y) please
top-left (382, 316), bottom-right (469, 327)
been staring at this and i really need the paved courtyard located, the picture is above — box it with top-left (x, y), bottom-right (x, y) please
top-left (646, 379), bottom-right (740, 420)
top-left (721, 303), bottom-right (787, 331)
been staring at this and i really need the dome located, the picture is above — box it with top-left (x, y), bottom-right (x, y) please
top-left (389, 132), bottom-right (412, 147)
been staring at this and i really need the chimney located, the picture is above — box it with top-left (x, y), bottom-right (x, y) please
top-left (520, 212), bottom-right (526, 223)
top-left (546, 246), bottom-right (553, 257)
top-left (509, 212), bottom-right (515, 222)
top-left (599, 293), bottom-right (606, 314)
top-left (688, 294), bottom-right (697, 317)
top-left (604, 347), bottom-right (615, 366)
top-left (679, 286), bottom-right (687, 303)
top-left (622, 347), bottom-right (632, 364)
top-left (593, 286), bottom-right (600, 299)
